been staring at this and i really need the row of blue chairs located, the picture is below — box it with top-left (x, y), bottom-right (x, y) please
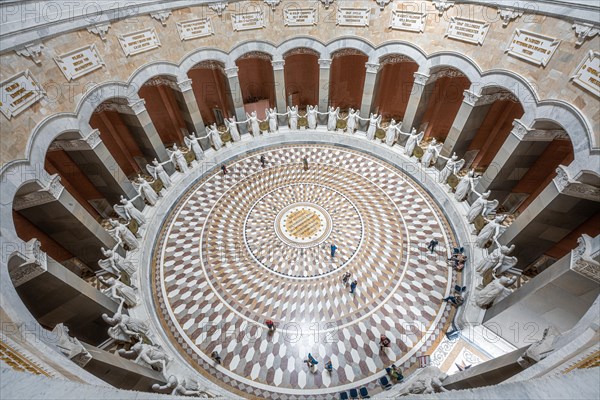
top-left (339, 386), bottom-right (370, 399)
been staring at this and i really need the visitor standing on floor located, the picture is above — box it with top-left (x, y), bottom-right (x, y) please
top-left (325, 360), bottom-right (333, 373)
top-left (350, 280), bottom-right (357, 294)
top-left (330, 244), bottom-right (338, 258)
top-left (265, 319), bottom-right (275, 331)
top-left (211, 351), bottom-right (221, 364)
top-left (260, 155), bottom-right (266, 168)
top-left (342, 271), bottom-right (351, 286)
top-left (221, 164), bottom-right (228, 175)
top-left (303, 157), bottom-right (309, 171)
top-left (427, 238), bottom-right (438, 253)
top-left (380, 334), bottom-right (391, 350)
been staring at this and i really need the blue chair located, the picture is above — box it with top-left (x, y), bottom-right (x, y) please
top-left (339, 391), bottom-right (349, 400)
top-left (359, 387), bottom-right (370, 398)
top-left (349, 388), bottom-right (359, 399)
top-left (379, 376), bottom-right (392, 389)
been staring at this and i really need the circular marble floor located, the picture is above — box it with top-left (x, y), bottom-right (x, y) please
top-left (152, 144), bottom-right (457, 399)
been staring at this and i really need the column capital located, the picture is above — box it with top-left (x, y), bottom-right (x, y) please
top-left (570, 234), bottom-right (600, 283)
top-left (413, 72), bottom-right (430, 86)
top-left (511, 119), bottom-right (569, 142)
top-left (8, 238), bottom-right (48, 287)
top-left (128, 98), bottom-right (147, 115)
top-left (271, 59), bottom-right (285, 70)
top-left (572, 21), bottom-right (600, 47)
top-left (318, 58), bottom-right (333, 68)
top-left (462, 89), bottom-right (481, 106)
top-left (365, 62), bottom-right (380, 74)
top-left (177, 78), bottom-right (193, 92)
top-left (225, 66), bottom-right (239, 78)
top-left (13, 174), bottom-right (64, 211)
top-left (554, 165), bottom-right (600, 202)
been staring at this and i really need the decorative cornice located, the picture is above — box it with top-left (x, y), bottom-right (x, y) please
top-left (374, 0), bottom-right (392, 11)
top-left (554, 165), bottom-right (600, 202)
top-left (93, 102), bottom-right (135, 115)
top-left (511, 119), bottom-right (569, 141)
top-left (476, 91), bottom-right (521, 106)
top-left (177, 78), bottom-right (193, 92)
top-left (142, 76), bottom-right (180, 91)
top-left (150, 11), bottom-right (172, 26)
top-left (190, 60), bottom-right (226, 73)
top-left (318, 58), bottom-right (333, 68)
top-left (271, 60), bottom-right (285, 70)
top-left (332, 48), bottom-right (366, 59)
top-left (432, 0), bottom-right (455, 16)
top-left (429, 68), bottom-right (466, 82)
top-left (15, 41), bottom-right (44, 65)
top-left (9, 239), bottom-right (48, 287)
top-left (572, 22), bottom-right (600, 47)
top-left (87, 23), bottom-right (111, 41)
top-left (498, 7), bottom-right (523, 28)
top-left (283, 48), bottom-right (320, 58)
top-left (570, 234), bottom-right (600, 283)
top-left (413, 72), bottom-right (430, 86)
top-left (209, 2), bottom-right (228, 17)
top-left (380, 54), bottom-right (414, 66)
top-left (13, 174), bottom-right (64, 211)
top-left (224, 66), bottom-right (239, 78)
top-left (238, 51), bottom-right (272, 62)
top-left (365, 63), bottom-right (380, 74)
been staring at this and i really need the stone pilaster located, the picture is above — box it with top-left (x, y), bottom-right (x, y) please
top-left (400, 71), bottom-right (429, 132)
top-left (272, 59), bottom-right (287, 123)
top-left (176, 79), bottom-right (208, 149)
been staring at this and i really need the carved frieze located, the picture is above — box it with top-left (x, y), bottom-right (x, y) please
top-left (570, 234), bottom-right (600, 283)
top-left (13, 175), bottom-right (64, 211)
top-left (9, 239), bottom-right (48, 287)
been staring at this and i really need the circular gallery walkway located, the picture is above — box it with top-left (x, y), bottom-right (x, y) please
top-left (151, 144), bottom-right (458, 399)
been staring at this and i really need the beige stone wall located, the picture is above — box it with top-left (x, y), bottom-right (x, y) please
top-left (1, 0), bottom-right (598, 165)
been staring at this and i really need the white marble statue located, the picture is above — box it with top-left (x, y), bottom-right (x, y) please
top-left (118, 340), bottom-right (171, 371)
top-left (53, 323), bottom-right (92, 366)
top-left (102, 300), bottom-right (151, 343)
top-left (475, 276), bottom-right (516, 308)
top-left (133, 175), bottom-right (158, 206)
top-left (346, 108), bottom-right (359, 134)
top-left (184, 133), bottom-right (204, 161)
top-left (224, 116), bottom-right (241, 142)
top-left (439, 153), bottom-right (465, 184)
top-left (476, 244), bottom-right (518, 277)
top-left (327, 106), bottom-right (340, 131)
top-left (99, 275), bottom-right (138, 307)
top-left (114, 195), bottom-right (146, 226)
top-left (106, 219), bottom-right (138, 251)
top-left (207, 124), bottom-right (223, 150)
top-left (400, 366), bottom-right (448, 396)
top-left (287, 106), bottom-right (299, 130)
top-left (146, 158), bottom-right (172, 189)
top-left (153, 375), bottom-right (211, 397)
top-left (247, 111), bottom-right (261, 136)
top-left (306, 105), bottom-right (318, 129)
top-left (403, 128), bottom-right (424, 157)
top-left (266, 107), bottom-right (278, 133)
top-left (421, 139), bottom-right (443, 168)
top-left (97, 246), bottom-right (137, 282)
top-left (466, 191), bottom-right (499, 223)
top-left (455, 169), bottom-right (479, 202)
top-left (168, 144), bottom-right (189, 173)
top-left (366, 113), bottom-right (381, 140)
top-left (517, 327), bottom-right (560, 368)
top-left (385, 119), bottom-right (401, 146)
top-left (476, 216), bottom-right (507, 248)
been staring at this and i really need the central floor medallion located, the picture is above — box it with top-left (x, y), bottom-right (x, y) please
top-left (276, 203), bottom-right (332, 247)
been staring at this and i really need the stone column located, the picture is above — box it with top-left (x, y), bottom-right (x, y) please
top-left (400, 71), bottom-right (430, 132)
top-left (49, 129), bottom-right (140, 207)
top-left (9, 239), bottom-right (120, 345)
top-left (272, 59), bottom-right (287, 124)
top-left (13, 174), bottom-right (119, 268)
top-left (318, 58), bottom-right (332, 121)
top-left (483, 234), bottom-right (600, 347)
top-left (224, 66), bottom-right (247, 133)
top-left (359, 62), bottom-right (381, 129)
top-left (127, 98), bottom-right (169, 163)
top-left (439, 89), bottom-right (481, 158)
top-left (175, 79), bottom-right (208, 149)
top-left (497, 166), bottom-right (600, 269)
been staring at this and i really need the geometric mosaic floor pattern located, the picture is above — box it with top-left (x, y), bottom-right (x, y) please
top-left (152, 144), bottom-right (458, 398)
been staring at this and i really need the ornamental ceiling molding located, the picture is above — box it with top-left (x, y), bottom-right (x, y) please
top-left (283, 47), bottom-right (320, 59)
top-left (379, 54), bottom-right (415, 66)
top-left (141, 76), bottom-right (180, 91)
top-left (92, 102), bottom-right (135, 115)
top-left (8, 238), bottom-right (48, 287)
top-left (428, 67), bottom-right (466, 82)
top-left (190, 60), bottom-right (226, 73)
top-left (570, 234), bottom-right (600, 284)
top-left (237, 51), bottom-right (273, 62)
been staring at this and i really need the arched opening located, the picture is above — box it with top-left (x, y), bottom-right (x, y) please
top-left (415, 67), bottom-right (471, 141)
top-left (187, 61), bottom-right (234, 126)
top-left (329, 49), bottom-right (368, 110)
top-left (283, 48), bottom-right (319, 108)
top-left (371, 54), bottom-right (419, 122)
top-left (138, 76), bottom-right (187, 144)
top-left (236, 52), bottom-right (276, 119)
